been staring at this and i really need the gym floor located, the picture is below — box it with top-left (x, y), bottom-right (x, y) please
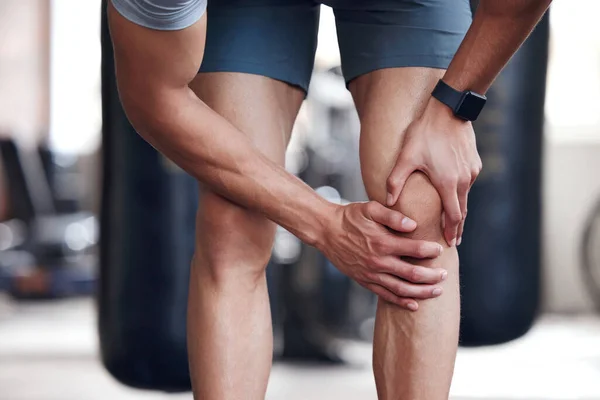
top-left (1, 295), bottom-right (599, 400)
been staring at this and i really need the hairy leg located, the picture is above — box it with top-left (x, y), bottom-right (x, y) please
top-left (187, 73), bottom-right (304, 400)
top-left (350, 68), bottom-right (460, 400)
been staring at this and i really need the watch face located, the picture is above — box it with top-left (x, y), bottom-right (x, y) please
top-left (456, 91), bottom-right (487, 121)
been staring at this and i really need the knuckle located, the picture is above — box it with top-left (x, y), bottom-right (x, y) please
top-left (365, 255), bottom-right (379, 268)
top-left (410, 266), bottom-right (422, 283)
top-left (374, 258), bottom-right (387, 271)
top-left (448, 212), bottom-right (463, 223)
top-left (375, 239), bottom-right (390, 254)
top-left (373, 274), bottom-right (387, 287)
top-left (475, 163), bottom-right (483, 175)
top-left (392, 284), bottom-right (407, 297)
top-left (386, 175), bottom-right (399, 191)
top-left (370, 237), bottom-right (386, 252)
top-left (460, 170), bottom-right (472, 186)
top-left (387, 212), bottom-right (400, 227)
top-left (440, 175), bottom-right (458, 189)
top-left (364, 272), bottom-right (378, 284)
top-left (365, 201), bottom-right (378, 214)
top-left (401, 154), bottom-right (417, 167)
top-left (382, 293), bottom-right (396, 305)
top-left (413, 242), bottom-right (427, 258)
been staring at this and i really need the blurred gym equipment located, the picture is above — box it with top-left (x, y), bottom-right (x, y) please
top-left (459, 7), bottom-right (549, 345)
top-left (99, 2), bottom-right (195, 391)
top-left (277, 68), bottom-right (376, 362)
top-left (582, 196), bottom-right (600, 311)
top-left (0, 138), bottom-right (96, 298)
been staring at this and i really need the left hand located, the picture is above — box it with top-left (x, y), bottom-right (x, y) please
top-left (385, 97), bottom-right (483, 247)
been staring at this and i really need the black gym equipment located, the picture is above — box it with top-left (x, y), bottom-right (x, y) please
top-left (276, 68), bottom-right (377, 362)
top-left (0, 138), bottom-right (96, 298)
top-left (99, 1), bottom-right (196, 391)
top-left (459, 5), bottom-right (549, 346)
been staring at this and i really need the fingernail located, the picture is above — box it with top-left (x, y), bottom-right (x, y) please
top-left (386, 193), bottom-right (394, 206)
top-left (449, 238), bottom-right (456, 247)
top-left (437, 244), bottom-right (444, 254)
top-left (401, 217), bottom-right (416, 230)
top-left (432, 288), bottom-right (443, 296)
top-left (407, 302), bottom-right (418, 311)
top-left (441, 271), bottom-right (448, 281)
top-left (457, 237), bottom-right (462, 246)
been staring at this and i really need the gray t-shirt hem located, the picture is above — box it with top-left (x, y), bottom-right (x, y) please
top-left (111, 0), bottom-right (207, 31)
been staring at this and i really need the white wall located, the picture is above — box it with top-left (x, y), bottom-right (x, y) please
top-left (49, 0), bottom-right (102, 155)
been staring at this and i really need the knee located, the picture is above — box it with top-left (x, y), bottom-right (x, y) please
top-left (194, 191), bottom-right (275, 283)
top-left (395, 172), bottom-right (443, 243)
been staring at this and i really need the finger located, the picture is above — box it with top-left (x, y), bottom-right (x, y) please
top-left (379, 256), bottom-right (447, 284)
top-left (458, 173), bottom-right (477, 246)
top-left (456, 179), bottom-right (470, 246)
top-left (386, 159), bottom-right (416, 207)
top-left (365, 283), bottom-right (419, 311)
top-left (458, 180), bottom-right (469, 220)
top-left (456, 209), bottom-right (467, 246)
top-left (385, 237), bottom-right (443, 259)
top-left (439, 185), bottom-right (461, 247)
top-left (366, 201), bottom-right (417, 232)
top-left (375, 273), bottom-right (443, 300)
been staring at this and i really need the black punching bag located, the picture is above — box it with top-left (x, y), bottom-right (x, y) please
top-left (459, 10), bottom-right (549, 346)
top-left (99, 1), bottom-right (194, 390)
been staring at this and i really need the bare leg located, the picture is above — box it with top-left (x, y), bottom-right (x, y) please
top-left (186, 73), bottom-right (304, 400)
top-left (350, 68), bottom-right (460, 400)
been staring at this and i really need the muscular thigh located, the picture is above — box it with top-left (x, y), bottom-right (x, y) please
top-left (350, 67), bottom-right (446, 243)
top-left (189, 73), bottom-right (304, 264)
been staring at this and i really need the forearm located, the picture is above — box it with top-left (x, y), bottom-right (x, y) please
top-left (107, 2), bottom-right (334, 246)
top-left (443, 0), bottom-right (551, 93)
top-left (124, 84), bottom-right (333, 246)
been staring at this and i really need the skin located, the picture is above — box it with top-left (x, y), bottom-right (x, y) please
top-left (107, 2), bottom-right (445, 312)
top-left (351, 68), bottom-right (460, 400)
top-left (107, 3), bottom-right (444, 399)
top-left (107, 0), bottom-right (552, 398)
top-left (369, 1), bottom-right (551, 397)
top-left (386, 0), bottom-right (553, 248)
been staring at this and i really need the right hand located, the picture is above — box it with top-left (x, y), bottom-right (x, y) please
top-left (318, 201), bottom-right (446, 311)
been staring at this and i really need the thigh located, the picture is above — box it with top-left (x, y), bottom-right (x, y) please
top-left (189, 72), bottom-right (304, 263)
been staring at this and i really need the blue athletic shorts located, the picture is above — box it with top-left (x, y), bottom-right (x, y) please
top-left (200, 0), bottom-right (472, 92)
top-left (112, 0), bottom-right (472, 92)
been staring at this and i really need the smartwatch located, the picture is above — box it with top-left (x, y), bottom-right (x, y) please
top-left (431, 79), bottom-right (487, 121)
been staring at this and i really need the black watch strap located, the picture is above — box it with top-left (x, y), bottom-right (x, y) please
top-left (431, 79), bottom-right (487, 121)
top-left (431, 80), bottom-right (463, 112)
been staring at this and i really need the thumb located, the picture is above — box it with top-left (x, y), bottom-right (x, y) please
top-left (386, 160), bottom-right (416, 207)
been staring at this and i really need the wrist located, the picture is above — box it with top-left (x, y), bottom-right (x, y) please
top-left (423, 96), bottom-right (468, 124)
top-left (294, 197), bottom-right (339, 249)
top-left (429, 79), bottom-right (486, 122)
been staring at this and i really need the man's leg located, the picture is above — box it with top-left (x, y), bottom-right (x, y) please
top-left (350, 67), bottom-right (460, 400)
top-left (186, 73), bottom-right (304, 400)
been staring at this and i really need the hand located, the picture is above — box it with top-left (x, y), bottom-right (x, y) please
top-left (386, 97), bottom-right (482, 247)
top-left (317, 201), bottom-right (446, 311)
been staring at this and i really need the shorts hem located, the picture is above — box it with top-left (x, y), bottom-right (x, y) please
top-left (199, 60), bottom-right (310, 93)
top-left (343, 54), bottom-right (454, 85)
